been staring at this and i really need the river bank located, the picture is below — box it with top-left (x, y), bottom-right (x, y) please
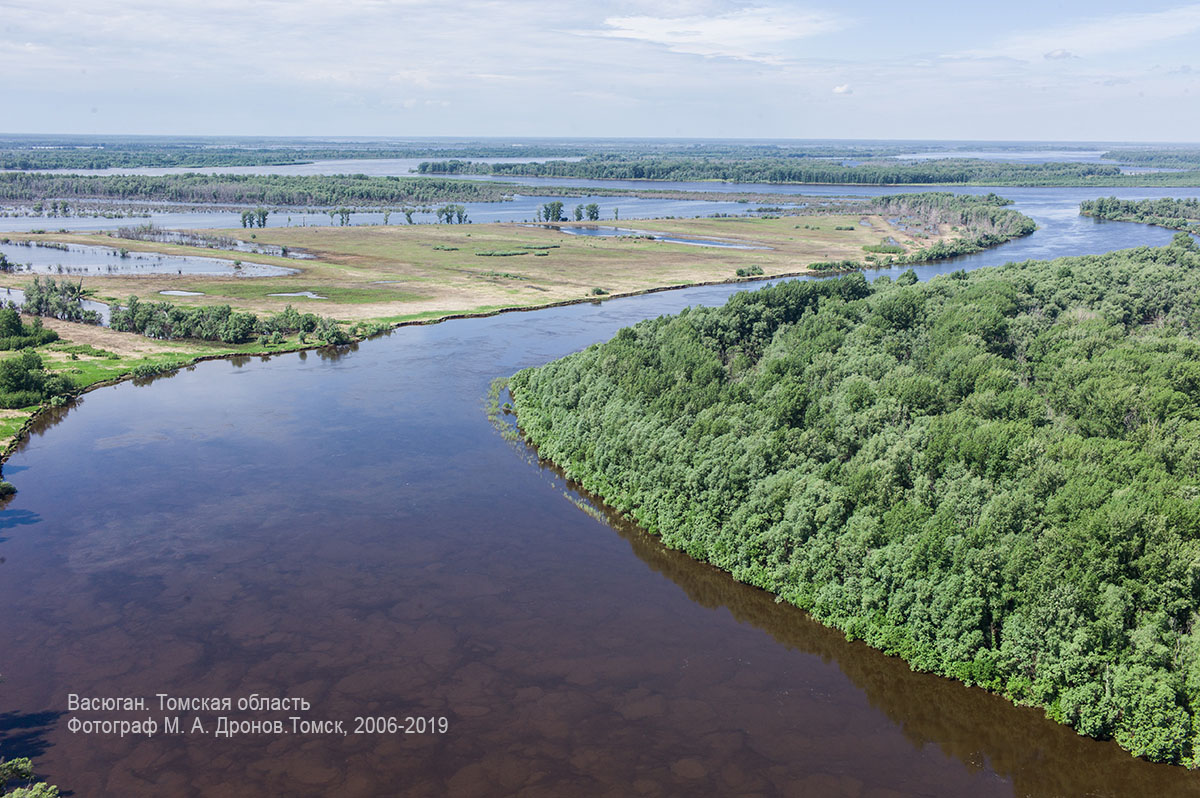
top-left (506, 236), bottom-right (1200, 766)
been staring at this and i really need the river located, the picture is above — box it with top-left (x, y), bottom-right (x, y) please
top-left (0, 179), bottom-right (1199, 796)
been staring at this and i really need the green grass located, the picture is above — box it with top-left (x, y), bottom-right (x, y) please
top-left (47, 342), bottom-right (118, 358)
top-left (153, 282), bottom-right (423, 305)
top-left (374, 304), bottom-right (521, 324)
top-left (0, 210), bottom-right (1011, 333)
top-left (15, 332), bottom-right (309, 394)
top-left (0, 414), bottom-right (27, 441)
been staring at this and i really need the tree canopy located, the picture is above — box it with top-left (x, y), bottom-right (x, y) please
top-left (510, 233), bottom-right (1200, 764)
top-left (1081, 196), bottom-right (1200, 234)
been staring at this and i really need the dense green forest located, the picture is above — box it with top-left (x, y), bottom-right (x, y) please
top-left (510, 233), bottom-right (1200, 764)
top-left (0, 173), bottom-right (515, 207)
top-left (421, 157), bottom-right (1200, 187)
top-left (1081, 196), bottom-right (1200, 232)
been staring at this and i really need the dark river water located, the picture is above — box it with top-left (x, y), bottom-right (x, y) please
top-left (1, 180), bottom-right (1200, 796)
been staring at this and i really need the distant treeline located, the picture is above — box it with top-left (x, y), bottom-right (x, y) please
top-left (510, 232), bottom-right (1200, 765)
top-left (420, 157), bottom-right (1200, 187)
top-left (0, 173), bottom-right (515, 207)
top-left (1081, 196), bottom-right (1200, 232)
top-left (0, 140), bottom-right (985, 171)
top-left (1102, 150), bottom-right (1200, 170)
top-left (11, 139), bottom-right (1196, 176)
top-left (0, 146), bottom-right (578, 171)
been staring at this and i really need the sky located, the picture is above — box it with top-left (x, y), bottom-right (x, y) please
top-left (2, 0), bottom-right (1198, 141)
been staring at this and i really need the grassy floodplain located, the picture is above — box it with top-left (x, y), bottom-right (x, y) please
top-left (0, 196), bottom-right (1030, 461)
top-left (0, 213), bottom-right (982, 324)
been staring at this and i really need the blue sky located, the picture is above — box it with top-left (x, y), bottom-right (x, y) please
top-left (2, 0), bottom-right (1198, 141)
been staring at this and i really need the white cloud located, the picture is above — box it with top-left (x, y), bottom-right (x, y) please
top-left (592, 6), bottom-right (848, 64)
top-left (389, 70), bottom-right (436, 88)
top-left (967, 4), bottom-right (1200, 61)
top-left (2, 0), bottom-right (1198, 140)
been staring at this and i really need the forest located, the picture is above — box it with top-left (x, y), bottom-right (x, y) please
top-left (0, 138), bottom-right (1028, 171)
top-left (1101, 150), bottom-right (1200, 170)
top-left (0, 173), bottom-right (515, 207)
top-left (0, 141), bottom-right (586, 171)
top-left (420, 157), bottom-right (1200, 187)
top-left (1081, 196), bottom-right (1200, 232)
top-left (510, 232), bottom-right (1200, 764)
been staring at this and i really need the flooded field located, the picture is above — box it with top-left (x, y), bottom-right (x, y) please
top-left (546, 224), bottom-right (771, 249)
top-left (0, 241), bottom-right (295, 277)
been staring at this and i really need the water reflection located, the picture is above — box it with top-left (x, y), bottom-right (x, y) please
top-left (561, 475), bottom-right (1200, 797)
top-left (0, 241), bottom-right (294, 277)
